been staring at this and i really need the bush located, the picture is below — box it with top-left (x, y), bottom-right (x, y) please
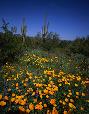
top-left (0, 32), bottom-right (25, 66)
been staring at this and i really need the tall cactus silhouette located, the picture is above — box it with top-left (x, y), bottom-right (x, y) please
top-left (42, 15), bottom-right (49, 39)
top-left (21, 18), bottom-right (27, 43)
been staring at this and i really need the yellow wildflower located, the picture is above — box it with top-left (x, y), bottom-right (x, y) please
top-left (26, 109), bottom-right (30, 113)
top-left (4, 96), bottom-right (8, 100)
top-left (35, 104), bottom-right (43, 110)
top-left (50, 99), bottom-right (56, 105)
top-left (44, 89), bottom-right (49, 94)
top-left (0, 94), bottom-right (2, 100)
top-left (70, 99), bottom-right (74, 103)
top-left (65, 98), bottom-right (69, 102)
top-left (19, 106), bottom-right (25, 112)
top-left (29, 103), bottom-right (34, 110)
top-left (64, 110), bottom-right (68, 114)
top-left (12, 93), bottom-right (15, 97)
top-left (11, 98), bottom-right (15, 102)
top-left (69, 103), bottom-right (76, 109)
top-left (0, 101), bottom-right (6, 106)
top-left (76, 92), bottom-right (79, 96)
top-left (75, 83), bottom-right (78, 87)
top-left (46, 95), bottom-right (49, 98)
top-left (52, 107), bottom-right (58, 114)
top-left (82, 93), bottom-right (85, 96)
top-left (44, 104), bottom-right (47, 108)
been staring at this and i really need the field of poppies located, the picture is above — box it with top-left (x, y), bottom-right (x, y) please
top-left (0, 50), bottom-right (89, 114)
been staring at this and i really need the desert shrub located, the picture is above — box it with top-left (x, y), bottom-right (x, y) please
top-left (67, 36), bottom-right (89, 57)
top-left (0, 32), bottom-right (25, 66)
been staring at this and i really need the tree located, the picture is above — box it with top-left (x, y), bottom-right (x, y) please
top-left (1, 18), bottom-right (9, 33)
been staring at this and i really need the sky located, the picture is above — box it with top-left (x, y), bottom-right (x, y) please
top-left (0, 0), bottom-right (89, 40)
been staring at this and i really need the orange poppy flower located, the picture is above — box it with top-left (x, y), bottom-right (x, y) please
top-left (50, 99), bottom-right (56, 105)
top-left (29, 103), bottom-right (34, 110)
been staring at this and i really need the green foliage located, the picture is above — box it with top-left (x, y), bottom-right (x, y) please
top-left (0, 19), bottom-right (89, 79)
top-left (67, 36), bottom-right (89, 57)
top-left (41, 32), bottom-right (60, 51)
top-left (0, 32), bottom-right (25, 66)
top-left (58, 53), bottom-right (89, 78)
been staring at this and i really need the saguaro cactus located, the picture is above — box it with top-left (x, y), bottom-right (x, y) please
top-left (42, 15), bottom-right (49, 39)
top-left (21, 18), bottom-right (27, 43)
